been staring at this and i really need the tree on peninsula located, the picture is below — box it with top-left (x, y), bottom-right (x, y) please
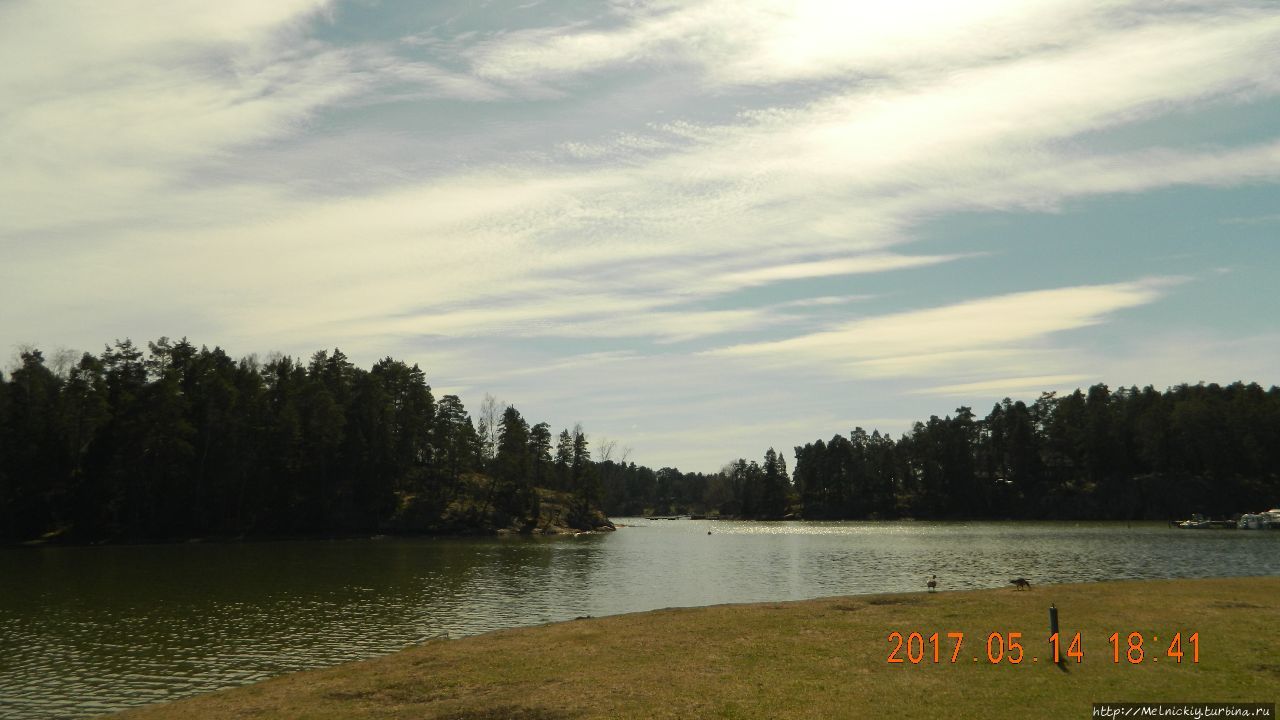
top-left (0, 338), bottom-right (612, 542)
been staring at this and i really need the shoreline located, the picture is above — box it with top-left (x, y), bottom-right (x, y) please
top-left (108, 575), bottom-right (1280, 720)
top-left (4, 525), bottom-right (611, 550)
top-left (13, 516), bottom-right (1244, 549)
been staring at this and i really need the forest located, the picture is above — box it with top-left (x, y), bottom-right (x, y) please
top-left (0, 339), bottom-right (606, 542)
top-left (4, 337), bottom-right (1278, 542)
top-left (597, 382), bottom-right (1280, 521)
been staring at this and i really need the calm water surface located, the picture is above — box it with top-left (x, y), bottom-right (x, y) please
top-left (2, 520), bottom-right (1277, 718)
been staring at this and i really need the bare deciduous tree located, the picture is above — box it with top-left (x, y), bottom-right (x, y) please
top-left (50, 348), bottom-right (79, 378)
top-left (478, 393), bottom-right (503, 462)
top-left (596, 437), bottom-right (617, 464)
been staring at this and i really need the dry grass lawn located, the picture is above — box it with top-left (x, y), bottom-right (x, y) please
top-left (110, 577), bottom-right (1280, 720)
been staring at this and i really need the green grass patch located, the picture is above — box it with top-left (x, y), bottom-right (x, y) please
top-left (110, 577), bottom-right (1279, 719)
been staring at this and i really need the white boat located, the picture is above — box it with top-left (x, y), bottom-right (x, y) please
top-left (1237, 508), bottom-right (1280, 530)
top-left (1238, 513), bottom-right (1270, 530)
top-left (1178, 514), bottom-right (1212, 529)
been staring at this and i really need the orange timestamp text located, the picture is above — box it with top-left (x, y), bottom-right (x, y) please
top-left (886, 630), bottom-right (1200, 665)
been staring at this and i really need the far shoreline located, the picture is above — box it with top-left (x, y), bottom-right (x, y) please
top-left (4, 524), bottom-right (615, 549)
top-left (8, 515), bottom-right (1248, 550)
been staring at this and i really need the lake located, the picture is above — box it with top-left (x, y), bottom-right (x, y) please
top-left (2, 520), bottom-right (1277, 719)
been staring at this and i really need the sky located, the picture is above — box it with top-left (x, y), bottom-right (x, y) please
top-left (3, 0), bottom-right (1279, 472)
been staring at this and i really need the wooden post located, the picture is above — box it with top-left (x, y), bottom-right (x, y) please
top-left (1049, 604), bottom-right (1065, 670)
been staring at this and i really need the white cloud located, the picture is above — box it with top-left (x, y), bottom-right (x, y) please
top-left (915, 374), bottom-right (1094, 398)
top-left (715, 254), bottom-right (965, 288)
top-left (560, 133), bottom-right (676, 160)
top-left (711, 279), bottom-right (1178, 377)
top-left (848, 349), bottom-right (1067, 381)
top-left (0, 0), bottom-right (499, 239)
top-left (615, 12), bottom-right (1280, 231)
top-left (468, 0), bottom-right (1091, 87)
top-left (468, 0), bottom-right (1274, 91)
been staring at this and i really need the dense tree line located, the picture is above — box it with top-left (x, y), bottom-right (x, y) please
top-left (7, 341), bottom-right (1274, 536)
top-left (597, 449), bottom-right (792, 519)
top-left (0, 339), bottom-right (603, 542)
top-left (598, 383), bottom-right (1280, 521)
top-left (797, 383), bottom-right (1280, 520)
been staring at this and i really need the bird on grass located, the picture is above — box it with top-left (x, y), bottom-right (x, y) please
top-left (1009, 578), bottom-right (1031, 590)
top-left (927, 575), bottom-right (937, 592)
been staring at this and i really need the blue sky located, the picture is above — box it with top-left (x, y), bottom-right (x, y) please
top-left (3, 0), bottom-right (1278, 471)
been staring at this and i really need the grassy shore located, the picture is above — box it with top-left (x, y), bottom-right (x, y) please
top-left (110, 577), bottom-right (1279, 720)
